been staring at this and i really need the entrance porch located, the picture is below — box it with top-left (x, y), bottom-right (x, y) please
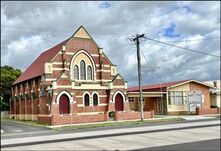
top-left (128, 92), bottom-right (167, 115)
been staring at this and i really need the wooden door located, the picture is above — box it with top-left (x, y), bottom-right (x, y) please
top-left (59, 94), bottom-right (70, 114)
top-left (115, 94), bottom-right (123, 111)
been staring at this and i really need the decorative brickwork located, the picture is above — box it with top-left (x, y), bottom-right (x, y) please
top-left (11, 26), bottom-right (135, 125)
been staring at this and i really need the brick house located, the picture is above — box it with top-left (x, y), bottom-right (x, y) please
top-left (10, 26), bottom-right (153, 125)
top-left (128, 80), bottom-right (218, 115)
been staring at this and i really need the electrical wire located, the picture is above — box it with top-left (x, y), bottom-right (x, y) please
top-left (144, 36), bottom-right (220, 58)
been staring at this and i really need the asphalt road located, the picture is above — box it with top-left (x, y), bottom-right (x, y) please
top-left (1, 120), bottom-right (50, 134)
top-left (133, 139), bottom-right (221, 151)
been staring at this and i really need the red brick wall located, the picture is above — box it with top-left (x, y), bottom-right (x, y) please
top-left (113, 79), bottom-right (125, 86)
top-left (115, 111), bottom-right (154, 121)
top-left (190, 82), bottom-right (210, 109)
top-left (51, 113), bottom-right (108, 125)
top-left (37, 115), bottom-right (52, 125)
top-left (57, 79), bottom-right (72, 85)
top-left (196, 107), bottom-right (220, 115)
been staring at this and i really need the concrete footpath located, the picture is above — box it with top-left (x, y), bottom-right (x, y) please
top-left (1, 119), bottom-right (220, 148)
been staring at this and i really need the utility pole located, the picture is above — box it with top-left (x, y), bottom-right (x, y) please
top-left (132, 34), bottom-right (145, 121)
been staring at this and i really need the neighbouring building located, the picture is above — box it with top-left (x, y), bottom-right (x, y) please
top-left (10, 26), bottom-right (153, 125)
top-left (128, 79), bottom-right (218, 115)
top-left (204, 80), bottom-right (220, 108)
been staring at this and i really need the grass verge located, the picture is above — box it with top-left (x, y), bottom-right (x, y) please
top-left (53, 117), bottom-right (185, 131)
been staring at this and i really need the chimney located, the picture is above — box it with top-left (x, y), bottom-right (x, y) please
top-left (213, 81), bottom-right (217, 87)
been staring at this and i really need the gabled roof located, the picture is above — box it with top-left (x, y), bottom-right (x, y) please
top-left (128, 79), bottom-right (215, 92)
top-left (13, 38), bottom-right (70, 85)
top-left (128, 80), bottom-right (189, 92)
top-left (112, 73), bottom-right (127, 83)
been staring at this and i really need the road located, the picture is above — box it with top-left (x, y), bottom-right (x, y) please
top-left (133, 139), bottom-right (220, 151)
top-left (1, 120), bottom-right (50, 134)
top-left (2, 119), bottom-right (220, 150)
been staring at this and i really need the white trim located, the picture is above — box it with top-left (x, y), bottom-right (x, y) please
top-left (75, 112), bottom-right (104, 115)
top-left (56, 91), bottom-right (73, 104)
top-left (99, 103), bottom-right (107, 106)
top-left (97, 69), bottom-right (111, 72)
top-left (99, 95), bottom-right (108, 97)
top-left (95, 79), bottom-right (112, 82)
top-left (52, 62), bottom-right (70, 65)
top-left (112, 85), bottom-right (126, 89)
top-left (65, 94), bottom-right (107, 98)
top-left (76, 96), bottom-right (83, 98)
top-left (77, 104), bottom-right (84, 107)
top-left (53, 67), bottom-right (69, 71)
top-left (56, 85), bottom-right (72, 88)
top-left (72, 83), bottom-right (109, 90)
top-left (75, 95), bottom-right (107, 98)
top-left (91, 54), bottom-right (99, 57)
top-left (70, 50), bottom-right (96, 81)
top-left (45, 78), bottom-right (57, 81)
top-left (66, 52), bottom-right (75, 55)
top-left (83, 91), bottom-right (90, 107)
top-left (128, 92), bottom-right (167, 94)
top-left (112, 91), bottom-right (126, 103)
top-left (54, 92), bottom-right (75, 96)
top-left (92, 91), bottom-right (100, 106)
top-left (167, 80), bottom-right (216, 90)
top-left (66, 52), bottom-right (100, 57)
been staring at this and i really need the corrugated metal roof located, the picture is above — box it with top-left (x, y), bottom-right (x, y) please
top-left (13, 38), bottom-right (70, 85)
top-left (127, 80), bottom-right (189, 92)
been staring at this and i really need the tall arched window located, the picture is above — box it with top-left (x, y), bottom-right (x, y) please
top-left (93, 93), bottom-right (98, 106)
top-left (84, 94), bottom-right (90, 106)
top-left (87, 66), bottom-right (92, 80)
top-left (80, 60), bottom-right (86, 80)
top-left (73, 65), bottom-right (79, 80)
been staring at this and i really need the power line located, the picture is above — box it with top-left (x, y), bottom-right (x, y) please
top-left (145, 37), bottom-right (220, 43)
top-left (144, 36), bottom-right (220, 58)
top-left (140, 49), bottom-right (165, 83)
top-left (140, 49), bottom-right (165, 114)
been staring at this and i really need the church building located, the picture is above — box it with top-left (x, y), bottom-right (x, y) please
top-left (11, 26), bottom-right (153, 125)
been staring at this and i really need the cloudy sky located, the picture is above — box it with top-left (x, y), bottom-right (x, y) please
top-left (1, 1), bottom-right (220, 86)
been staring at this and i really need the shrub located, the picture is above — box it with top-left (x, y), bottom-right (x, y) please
top-left (109, 111), bottom-right (115, 118)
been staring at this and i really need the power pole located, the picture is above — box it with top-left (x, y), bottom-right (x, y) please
top-left (132, 34), bottom-right (145, 121)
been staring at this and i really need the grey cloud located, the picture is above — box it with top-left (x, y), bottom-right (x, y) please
top-left (1, 1), bottom-right (220, 86)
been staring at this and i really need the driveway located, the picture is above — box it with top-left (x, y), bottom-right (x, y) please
top-left (1, 119), bottom-right (51, 134)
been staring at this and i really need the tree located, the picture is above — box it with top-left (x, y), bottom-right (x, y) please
top-left (0, 65), bottom-right (22, 111)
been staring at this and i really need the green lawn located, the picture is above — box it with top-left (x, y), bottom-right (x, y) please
top-left (53, 117), bottom-right (185, 131)
top-left (2, 117), bottom-right (185, 131)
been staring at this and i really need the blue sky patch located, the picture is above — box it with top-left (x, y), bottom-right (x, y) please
top-left (162, 23), bottom-right (180, 38)
top-left (99, 2), bottom-right (111, 9)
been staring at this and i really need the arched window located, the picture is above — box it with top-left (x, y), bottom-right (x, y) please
top-left (93, 93), bottom-right (98, 106)
top-left (87, 66), bottom-right (92, 80)
top-left (73, 65), bottom-right (79, 80)
top-left (80, 60), bottom-right (86, 80)
top-left (84, 94), bottom-right (90, 106)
